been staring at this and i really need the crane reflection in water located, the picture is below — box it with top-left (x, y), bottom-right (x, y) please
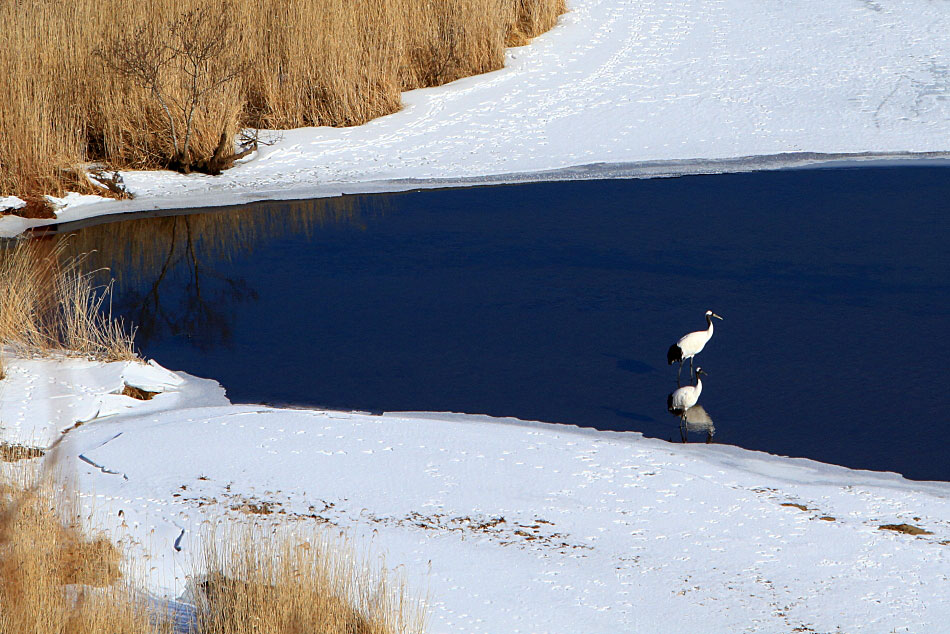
top-left (681, 404), bottom-right (715, 444)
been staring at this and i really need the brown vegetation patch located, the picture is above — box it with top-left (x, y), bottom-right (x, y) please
top-left (198, 571), bottom-right (381, 634)
top-left (506, 0), bottom-right (566, 46)
top-left (121, 384), bottom-right (158, 400)
top-left (818, 516), bottom-right (836, 522)
top-left (0, 478), bottom-right (154, 634)
top-left (55, 533), bottom-right (123, 587)
top-left (0, 442), bottom-right (45, 462)
top-left (231, 499), bottom-right (279, 516)
top-left (878, 523), bottom-right (933, 536)
top-left (198, 529), bottom-right (425, 634)
top-left (780, 502), bottom-right (809, 512)
top-left (368, 511), bottom-right (591, 553)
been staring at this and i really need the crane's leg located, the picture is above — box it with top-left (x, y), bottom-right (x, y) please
top-left (689, 356), bottom-right (695, 380)
top-left (676, 362), bottom-right (683, 386)
top-left (680, 418), bottom-right (687, 443)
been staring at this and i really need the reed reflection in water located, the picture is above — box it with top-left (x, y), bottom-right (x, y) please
top-left (55, 196), bottom-right (381, 349)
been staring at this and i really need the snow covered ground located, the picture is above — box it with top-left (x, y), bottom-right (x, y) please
top-left (4, 355), bottom-right (950, 633)
top-left (2, 0), bottom-right (949, 236)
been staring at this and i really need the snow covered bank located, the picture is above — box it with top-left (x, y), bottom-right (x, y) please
top-left (0, 355), bottom-right (226, 447)
top-left (3, 356), bottom-right (949, 633)
top-left (3, 0), bottom-right (949, 236)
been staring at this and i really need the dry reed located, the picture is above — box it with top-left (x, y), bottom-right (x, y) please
top-left (197, 526), bottom-right (426, 634)
top-left (0, 0), bottom-right (565, 202)
top-left (0, 468), bottom-right (426, 634)
top-left (0, 465), bottom-right (164, 634)
top-left (0, 239), bottom-right (136, 361)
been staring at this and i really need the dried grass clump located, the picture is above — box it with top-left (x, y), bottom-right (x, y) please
top-left (0, 472), bottom-right (162, 634)
top-left (0, 0), bottom-right (565, 202)
top-left (0, 239), bottom-right (136, 361)
top-left (196, 527), bottom-right (427, 634)
top-left (0, 465), bottom-right (427, 634)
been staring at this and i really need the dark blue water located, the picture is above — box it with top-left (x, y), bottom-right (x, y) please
top-left (55, 166), bottom-right (950, 480)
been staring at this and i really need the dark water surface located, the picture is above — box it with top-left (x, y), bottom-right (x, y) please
top-left (54, 167), bottom-right (949, 480)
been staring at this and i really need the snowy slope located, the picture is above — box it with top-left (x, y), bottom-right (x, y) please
top-left (3, 0), bottom-right (949, 235)
top-left (4, 357), bottom-right (949, 633)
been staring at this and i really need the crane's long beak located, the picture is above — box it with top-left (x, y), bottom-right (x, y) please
top-left (712, 313), bottom-right (723, 320)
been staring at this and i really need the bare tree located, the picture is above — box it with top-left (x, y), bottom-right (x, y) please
top-left (97, 3), bottom-right (253, 174)
top-left (167, 6), bottom-right (248, 170)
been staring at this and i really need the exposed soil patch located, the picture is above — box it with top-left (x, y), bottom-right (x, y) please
top-left (0, 443), bottom-right (45, 462)
top-left (121, 384), bottom-right (158, 400)
top-left (878, 523), bottom-right (932, 535)
top-left (6, 197), bottom-right (54, 219)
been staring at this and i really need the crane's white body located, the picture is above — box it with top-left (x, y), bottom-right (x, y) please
top-left (668, 377), bottom-right (703, 413)
top-left (675, 321), bottom-right (714, 361)
top-left (668, 311), bottom-right (722, 382)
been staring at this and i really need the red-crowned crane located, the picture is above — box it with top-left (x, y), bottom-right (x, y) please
top-left (667, 310), bottom-right (722, 384)
top-left (667, 368), bottom-right (707, 442)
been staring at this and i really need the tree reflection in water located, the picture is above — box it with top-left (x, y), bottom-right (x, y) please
top-left (52, 196), bottom-right (375, 349)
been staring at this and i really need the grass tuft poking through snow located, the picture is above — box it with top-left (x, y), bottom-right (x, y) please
top-left (0, 466), bottom-right (160, 634)
top-left (0, 457), bottom-right (428, 634)
top-left (196, 526), bottom-right (427, 634)
top-left (0, 239), bottom-right (136, 361)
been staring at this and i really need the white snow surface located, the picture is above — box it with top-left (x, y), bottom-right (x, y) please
top-left (2, 0), bottom-right (949, 236)
top-left (4, 356), bottom-right (950, 633)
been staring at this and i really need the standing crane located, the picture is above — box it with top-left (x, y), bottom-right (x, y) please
top-left (667, 367), bottom-right (707, 442)
top-left (667, 310), bottom-right (722, 383)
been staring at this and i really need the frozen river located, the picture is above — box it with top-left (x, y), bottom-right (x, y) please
top-left (50, 164), bottom-right (950, 481)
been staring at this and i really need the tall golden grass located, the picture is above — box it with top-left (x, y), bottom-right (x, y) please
top-left (0, 0), bottom-right (564, 201)
top-left (0, 468), bottom-right (426, 634)
top-left (197, 527), bottom-right (425, 634)
top-left (0, 239), bottom-right (136, 360)
top-left (0, 465), bottom-right (159, 634)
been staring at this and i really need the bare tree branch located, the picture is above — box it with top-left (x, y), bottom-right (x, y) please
top-left (97, 2), bottom-right (247, 174)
